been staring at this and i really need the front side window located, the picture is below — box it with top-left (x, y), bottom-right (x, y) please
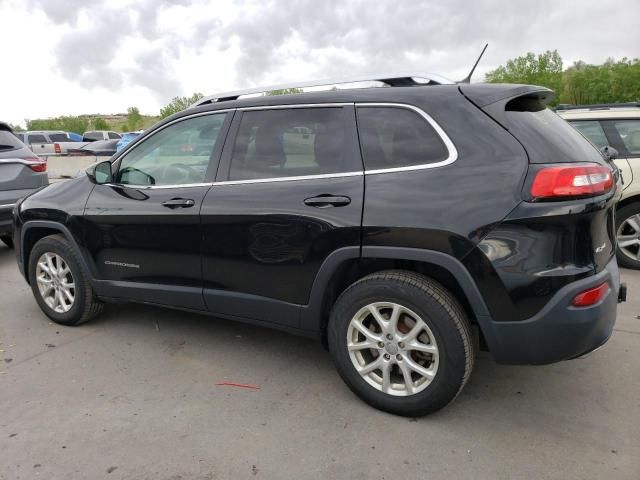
top-left (356, 106), bottom-right (448, 170)
top-left (28, 134), bottom-right (47, 143)
top-left (569, 120), bottom-right (608, 149)
top-left (116, 113), bottom-right (226, 186)
top-left (613, 120), bottom-right (640, 155)
top-left (229, 107), bottom-right (353, 180)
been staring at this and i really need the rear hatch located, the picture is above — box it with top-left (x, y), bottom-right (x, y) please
top-left (461, 84), bottom-right (618, 280)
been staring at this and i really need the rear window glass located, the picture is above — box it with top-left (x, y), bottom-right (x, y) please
top-left (570, 121), bottom-right (609, 149)
top-left (0, 131), bottom-right (24, 151)
top-left (49, 133), bottom-right (68, 142)
top-left (28, 134), bottom-right (47, 143)
top-left (502, 107), bottom-right (603, 163)
top-left (356, 107), bottom-right (448, 170)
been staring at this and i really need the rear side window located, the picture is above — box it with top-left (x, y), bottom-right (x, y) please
top-left (84, 131), bottom-right (100, 140)
top-left (356, 107), bottom-right (448, 171)
top-left (229, 107), bottom-right (356, 180)
top-left (570, 121), bottom-right (608, 149)
top-left (28, 134), bottom-right (47, 143)
top-left (0, 131), bottom-right (24, 151)
top-left (49, 133), bottom-right (68, 142)
top-left (613, 120), bottom-right (640, 155)
top-left (108, 132), bottom-right (121, 139)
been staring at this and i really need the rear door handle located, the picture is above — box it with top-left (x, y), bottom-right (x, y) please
top-left (304, 195), bottom-right (351, 208)
top-left (161, 198), bottom-right (195, 209)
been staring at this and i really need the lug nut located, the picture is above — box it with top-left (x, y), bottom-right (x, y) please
top-left (386, 334), bottom-right (393, 340)
top-left (398, 342), bottom-right (405, 348)
top-left (377, 342), bottom-right (384, 348)
top-left (396, 354), bottom-right (402, 361)
top-left (384, 354), bottom-right (390, 360)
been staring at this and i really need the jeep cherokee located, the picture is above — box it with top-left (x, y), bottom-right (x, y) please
top-left (13, 75), bottom-right (625, 416)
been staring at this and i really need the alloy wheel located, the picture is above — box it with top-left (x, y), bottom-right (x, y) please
top-left (617, 213), bottom-right (640, 262)
top-left (36, 252), bottom-right (75, 313)
top-left (347, 302), bottom-right (439, 396)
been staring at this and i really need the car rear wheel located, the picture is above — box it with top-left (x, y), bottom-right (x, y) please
top-left (28, 234), bottom-right (103, 325)
top-left (1, 235), bottom-right (13, 248)
top-left (328, 270), bottom-right (475, 417)
top-left (616, 203), bottom-right (640, 270)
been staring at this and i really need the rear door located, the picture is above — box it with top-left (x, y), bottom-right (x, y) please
top-left (26, 133), bottom-right (52, 155)
top-left (83, 111), bottom-right (232, 310)
top-left (200, 104), bottom-right (364, 328)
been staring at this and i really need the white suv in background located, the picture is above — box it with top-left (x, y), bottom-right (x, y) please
top-left (558, 103), bottom-right (640, 269)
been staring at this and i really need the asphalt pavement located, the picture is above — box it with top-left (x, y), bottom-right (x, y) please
top-left (0, 243), bottom-right (638, 480)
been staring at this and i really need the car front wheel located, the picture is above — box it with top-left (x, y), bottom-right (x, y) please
top-left (28, 234), bottom-right (103, 326)
top-left (328, 270), bottom-right (475, 417)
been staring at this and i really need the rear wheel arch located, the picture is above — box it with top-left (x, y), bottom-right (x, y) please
top-left (303, 246), bottom-right (492, 348)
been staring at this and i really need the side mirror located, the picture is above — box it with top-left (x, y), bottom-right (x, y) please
top-left (86, 160), bottom-right (113, 184)
top-left (600, 145), bottom-right (618, 161)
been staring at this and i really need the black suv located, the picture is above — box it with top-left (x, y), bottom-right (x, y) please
top-left (13, 75), bottom-right (625, 416)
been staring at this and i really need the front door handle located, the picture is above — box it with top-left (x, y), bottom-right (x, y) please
top-left (161, 198), bottom-right (195, 209)
top-left (304, 195), bottom-right (351, 208)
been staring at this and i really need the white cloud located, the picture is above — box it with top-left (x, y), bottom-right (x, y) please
top-left (1, 0), bottom-right (638, 127)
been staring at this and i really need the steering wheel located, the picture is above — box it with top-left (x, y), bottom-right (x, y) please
top-left (163, 163), bottom-right (200, 184)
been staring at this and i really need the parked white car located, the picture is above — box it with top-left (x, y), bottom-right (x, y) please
top-left (14, 131), bottom-right (85, 156)
top-left (82, 130), bottom-right (122, 141)
top-left (558, 102), bottom-right (640, 269)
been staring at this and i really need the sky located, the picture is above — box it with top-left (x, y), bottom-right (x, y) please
top-left (0, 0), bottom-right (638, 127)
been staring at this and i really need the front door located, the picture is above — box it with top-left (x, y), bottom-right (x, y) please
top-left (83, 111), bottom-right (231, 310)
top-left (200, 105), bottom-right (364, 328)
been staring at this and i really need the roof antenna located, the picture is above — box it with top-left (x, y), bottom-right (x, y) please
top-left (459, 43), bottom-right (488, 84)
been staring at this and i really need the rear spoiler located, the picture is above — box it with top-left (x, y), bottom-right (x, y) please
top-left (459, 84), bottom-right (554, 108)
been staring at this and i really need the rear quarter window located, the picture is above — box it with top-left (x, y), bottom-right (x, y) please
top-left (356, 106), bottom-right (449, 171)
top-left (0, 131), bottom-right (24, 151)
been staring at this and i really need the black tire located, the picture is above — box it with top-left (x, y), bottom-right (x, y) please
top-left (1, 235), bottom-right (13, 249)
top-left (328, 270), bottom-right (475, 417)
top-left (616, 202), bottom-right (640, 270)
top-left (28, 234), bottom-right (103, 326)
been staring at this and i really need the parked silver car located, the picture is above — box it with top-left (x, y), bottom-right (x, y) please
top-left (0, 122), bottom-right (48, 247)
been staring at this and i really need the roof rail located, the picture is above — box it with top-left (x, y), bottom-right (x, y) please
top-left (555, 102), bottom-right (640, 111)
top-left (193, 73), bottom-right (455, 107)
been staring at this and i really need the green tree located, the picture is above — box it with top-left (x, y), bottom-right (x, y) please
top-left (485, 50), bottom-right (564, 103)
top-left (266, 88), bottom-right (303, 96)
top-left (159, 93), bottom-right (204, 119)
top-left (126, 107), bottom-right (143, 131)
top-left (26, 116), bottom-right (88, 134)
top-left (561, 58), bottom-right (640, 105)
top-left (93, 118), bottom-right (110, 130)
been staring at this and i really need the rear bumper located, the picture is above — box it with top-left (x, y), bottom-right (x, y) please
top-left (482, 257), bottom-right (620, 365)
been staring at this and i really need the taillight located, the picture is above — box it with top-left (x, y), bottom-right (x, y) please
top-left (530, 163), bottom-right (614, 200)
top-left (571, 282), bottom-right (609, 307)
top-left (54, 143), bottom-right (61, 154)
top-left (24, 158), bottom-right (47, 172)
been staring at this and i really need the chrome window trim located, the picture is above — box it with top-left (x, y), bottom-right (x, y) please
top-left (0, 203), bottom-right (16, 209)
top-left (105, 102), bottom-right (457, 189)
top-left (357, 103), bottom-right (458, 175)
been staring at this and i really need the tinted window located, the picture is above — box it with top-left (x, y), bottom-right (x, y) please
top-left (229, 108), bottom-right (353, 180)
top-left (613, 120), bottom-right (640, 155)
top-left (28, 134), bottom-right (47, 143)
top-left (117, 113), bottom-right (226, 186)
top-left (13, 133), bottom-right (25, 143)
top-left (108, 132), bottom-right (121, 139)
top-left (84, 132), bottom-right (100, 140)
top-left (356, 107), bottom-right (448, 170)
top-left (0, 131), bottom-right (24, 151)
top-left (570, 121), bottom-right (608, 149)
top-left (49, 133), bottom-right (68, 142)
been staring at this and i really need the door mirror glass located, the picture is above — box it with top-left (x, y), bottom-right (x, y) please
top-left (89, 160), bottom-right (113, 184)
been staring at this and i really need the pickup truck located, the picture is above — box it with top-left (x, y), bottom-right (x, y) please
top-left (14, 131), bottom-right (86, 157)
